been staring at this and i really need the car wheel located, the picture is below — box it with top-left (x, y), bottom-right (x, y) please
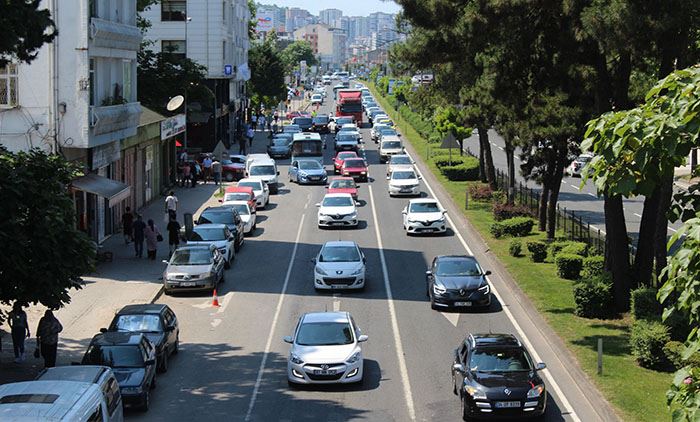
top-left (461, 393), bottom-right (472, 421)
top-left (234, 238), bottom-right (242, 252)
top-left (224, 255), bottom-right (231, 269)
top-left (158, 352), bottom-right (168, 373)
top-left (452, 373), bottom-right (458, 395)
top-left (173, 337), bottom-right (179, 355)
top-left (430, 298), bottom-right (438, 310)
top-left (225, 172), bottom-right (235, 182)
top-left (287, 379), bottom-right (297, 389)
top-left (140, 390), bottom-right (150, 412)
top-left (164, 289), bottom-right (172, 296)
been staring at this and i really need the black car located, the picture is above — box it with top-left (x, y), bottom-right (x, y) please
top-left (426, 255), bottom-right (492, 310)
top-left (334, 117), bottom-right (354, 133)
top-left (197, 206), bottom-right (245, 251)
top-left (81, 332), bottom-right (157, 411)
top-left (103, 304), bottom-right (179, 374)
top-left (311, 115), bottom-right (331, 133)
top-left (292, 116), bottom-right (313, 131)
top-left (267, 136), bottom-right (292, 158)
top-left (451, 334), bottom-right (547, 420)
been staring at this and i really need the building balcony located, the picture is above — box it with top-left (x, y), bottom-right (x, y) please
top-left (90, 18), bottom-right (142, 52)
top-left (90, 102), bottom-right (142, 138)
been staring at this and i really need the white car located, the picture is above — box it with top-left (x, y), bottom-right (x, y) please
top-left (402, 199), bottom-right (447, 235)
top-left (371, 123), bottom-right (389, 141)
top-left (313, 241), bottom-right (366, 290)
top-left (316, 193), bottom-right (358, 228)
top-left (565, 153), bottom-right (594, 177)
top-left (338, 123), bottom-right (360, 134)
top-left (237, 178), bottom-right (269, 209)
top-left (246, 158), bottom-right (279, 194)
top-left (311, 94), bottom-right (323, 105)
top-left (387, 154), bottom-right (415, 176)
top-left (284, 312), bottom-right (368, 385)
top-left (387, 168), bottom-right (421, 197)
top-left (221, 200), bottom-right (256, 235)
top-left (379, 136), bottom-right (404, 163)
top-left (184, 224), bottom-right (236, 268)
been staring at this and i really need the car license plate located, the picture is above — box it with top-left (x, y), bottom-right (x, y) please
top-left (454, 301), bottom-right (472, 307)
top-left (181, 282), bottom-right (195, 287)
top-left (313, 369), bottom-right (336, 375)
top-left (309, 176), bottom-right (319, 180)
top-left (400, 188), bottom-right (412, 193)
top-left (331, 284), bottom-right (343, 289)
top-left (495, 401), bottom-right (521, 409)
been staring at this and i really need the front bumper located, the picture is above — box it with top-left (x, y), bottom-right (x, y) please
top-left (298, 174), bottom-right (328, 184)
top-left (432, 289), bottom-right (491, 308)
top-left (120, 389), bottom-right (148, 407)
top-left (288, 360), bottom-right (363, 384)
top-left (315, 273), bottom-right (365, 290)
top-left (405, 219), bottom-right (446, 234)
top-left (318, 213), bottom-right (358, 227)
top-left (463, 394), bottom-right (546, 419)
top-left (389, 184), bottom-right (420, 196)
top-left (342, 170), bottom-right (368, 181)
top-left (380, 151), bottom-right (401, 161)
top-left (164, 276), bottom-right (217, 292)
top-left (243, 218), bottom-right (255, 234)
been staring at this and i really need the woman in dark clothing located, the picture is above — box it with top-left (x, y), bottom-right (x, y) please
top-left (167, 217), bottom-right (181, 257)
top-left (36, 310), bottom-right (62, 368)
top-left (8, 302), bottom-right (30, 363)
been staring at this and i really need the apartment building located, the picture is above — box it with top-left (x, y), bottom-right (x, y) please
top-left (293, 23), bottom-right (346, 70)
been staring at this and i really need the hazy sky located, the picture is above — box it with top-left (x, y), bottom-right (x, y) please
top-left (261, 1), bottom-right (402, 16)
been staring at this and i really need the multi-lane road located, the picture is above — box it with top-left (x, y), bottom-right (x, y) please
top-left (129, 89), bottom-right (615, 421)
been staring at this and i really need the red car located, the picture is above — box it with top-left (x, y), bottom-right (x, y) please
top-left (285, 110), bottom-right (311, 120)
top-left (326, 177), bottom-right (359, 200)
top-left (341, 158), bottom-right (369, 182)
top-left (220, 186), bottom-right (257, 211)
top-left (333, 151), bottom-right (359, 174)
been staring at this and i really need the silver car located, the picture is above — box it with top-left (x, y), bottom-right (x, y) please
top-left (162, 245), bottom-right (225, 295)
top-left (313, 241), bottom-right (366, 290)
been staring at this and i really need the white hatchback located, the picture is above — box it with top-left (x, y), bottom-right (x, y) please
top-left (221, 200), bottom-right (256, 235)
top-left (237, 178), bottom-right (269, 209)
top-left (402, 198), bottom-right (447, 235)
top-left (387, 168), bottom-right (421, 197)
top-left (313, 241), bottom-right (366, 290)
top-left (316, 193), bottom-right (358, 228)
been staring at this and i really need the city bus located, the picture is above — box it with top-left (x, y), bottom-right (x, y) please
top-left (291, 132), bottom-right (324, 165)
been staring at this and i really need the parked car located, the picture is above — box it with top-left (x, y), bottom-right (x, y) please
top-left (341, 158), bottom-right (369, 182)
top-left (312, 241), bottom-right (366, 290)
top-left (103, 304), bottom-right (180, 373)
top-left (426, 255), bottom-right (491, 309)
top-left (220, 156), bottom-right (246, 182)
top-left (333, 151), bottom-right (359, 174)
top-left (246, 156), bottom-right (279, 194)
top-left (451, 334), bottom-right (547, 420)
top-left (316, 193), bottom-right (358, 228)
top-left (565, 153), bottom-right (594, 177)
top-left (80, 332), bottom-right (157, 411)
top-left (402, 198), bottom-right (447, 235)
top-left (223, 201), bottom-right (256, 235)
top-left (387, 168), bottom-right (421, 196)
top-left (162, 245), bottom-right (225, 295)
top-left (288, 159), bottom-right (328, 185)
top-left (196, 206), bottom-right (244, 251)
top-left (184, 224), bottom-right (236, 267)
top-left (221, 186), bottom-right (256, 212)
top-left (284, 312), bottom-right (368, 385)
top-left (326, 177), bottom-right (359, 200)
top-left (237, 178), bottom-right (270, 209)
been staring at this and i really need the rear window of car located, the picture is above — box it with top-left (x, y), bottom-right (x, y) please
top-left (294, 118), bottom-right (312, 125)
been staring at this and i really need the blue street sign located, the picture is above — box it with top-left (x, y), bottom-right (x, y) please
top-left (224, 64), bottom-right (233, 75)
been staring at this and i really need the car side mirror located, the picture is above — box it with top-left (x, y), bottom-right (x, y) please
top-left (362, 256), bottom-right (366, 264)
top-left (442, 210), bottom-right (447, 215)
top-left (283, 336), bottom-right (293, 344)
top-left (425, 270), bottom-right (432, 276)
top-left (218, 199), bottom-right (223, 203)
top-left (536, 362), bottom-right (547, 371)
top-left (145, 359), bottom-right (156, 366)
top-left (386, 176), bottom-right (390, 180)
top-left (311, 258), bottom-right (317, 264)
top-left (315, 203), bottom-right (321, 207)
top-left (402, 211), bottom-right (407, 215)
top-left (277, 171), bottom-right (280, 175)
top-left (484, 270), bottom-right (492, 276)
top-left (453, 363), bottom-right (465, 373)
top-left (162, 260), bottom-right (169, 265)
top-left (99, 328), bottom-right (108, 333)
top-left (418, 175), bottom-right (422, 180)
top-left (358, 334), bottom-right (369, 342)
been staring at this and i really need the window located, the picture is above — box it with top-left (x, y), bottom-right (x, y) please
top-left (122, 60), bottom-right (132, 102)
top-left (162, 0), bottom-right (187, 21)
top-left (223, 40), bottom-right (227, 62)
top-left (0, 65), bottom-right (18, 107)
top-left (87, 405), bottom-right (103, 422)
top-left (162, 40), bottom-right (186, 61)
top-left (89, 60), bottom-right (95, 106)
top-left (102, 377), bottom-right (121, 416)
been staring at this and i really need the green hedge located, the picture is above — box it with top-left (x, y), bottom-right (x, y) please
top-left (555, 253), bottom-right (584, 280)
top-left (509, 239), bottom-right (522, 257)
top-left (549, 241), bottom-right (588, 258)
top-left (572, 274), bottom-right (614, 319)
top-left (527, 241), bottom-right (548, 263)
top-left (663, 341), bottom-right (700, 370)
top-left (469, 184), bottom-right (493, 201)
top-left (440, 158), bottom-right (480, 181)
top-left (581, 256), bottom-right (605, 279)
top-left (630, 319), bottom-right (670, 369)
top-left (490, 217), bottom-right (535, 238)
top-left (432, 155), bottom-right (469, 168)
top-left (630, 288), bottom-right (660, 320)
top-left (398, 104), bottom-right (441, 142)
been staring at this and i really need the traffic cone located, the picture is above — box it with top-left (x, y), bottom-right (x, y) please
top-left (212, 289), bottom-right (220, 307)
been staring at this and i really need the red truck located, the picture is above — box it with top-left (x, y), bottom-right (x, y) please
top-left (335, 89), bottom-right (363, 126)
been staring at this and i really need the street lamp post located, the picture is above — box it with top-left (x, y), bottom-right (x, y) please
top-left (183, 15), bottom-right (192, 150)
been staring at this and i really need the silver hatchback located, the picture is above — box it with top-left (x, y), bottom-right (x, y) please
top-left (162, 245), bottom-right (225, 295)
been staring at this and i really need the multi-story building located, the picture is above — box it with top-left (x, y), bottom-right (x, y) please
top-left (141, 0), bottom-right (250, 152)
top-left (369, 11), bottom-right (395, 34)
top-left (293, 24), bottom-right (346, 70)
top-left (319, 8), bottom-right (342, 26)
top-left (351, 16), bottom-right (371, 40)
top-left (0, 0), bottom-right (147, 242)
top-left (256, 4), bottom-right (285, 34)
top-left (285, 7), bottom-right (311, 33)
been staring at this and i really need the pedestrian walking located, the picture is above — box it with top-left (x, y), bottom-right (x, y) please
top-left (176, 160), bottom-right (184, 184)
top-left (259, 115), bottom-right (267, 133)
top-left (238, 135), bottom-right (247, 155)
top-left (251, 114), bottom-right (258, 131)
top-left (144, 219), bottom-right (162, 260)
top-left (202, 155), bottom-right (213, 183)
top-left (36, 310), bottom-right (62, 368)
top-left (181, 162), bottom-right (192, 187)
top-left (165, 191), bottom-right (178, 220)
top-left (212, 159), bottom-right (222, 185)
top-left (133, 214), bottom-right (147, 258)
top-left (167, 217), bottom-right (181, 257)
top-left (247, 126), bottom-right (255, 147)
top-left (8, 302), bottom-right (30, 363)
top-left (121, 207), bottom-right (134, 244)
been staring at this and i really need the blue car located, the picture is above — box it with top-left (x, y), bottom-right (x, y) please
top-left (288, 159), bottom-right (328, 185)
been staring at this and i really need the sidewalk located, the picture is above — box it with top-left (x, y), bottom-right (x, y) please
top-left (0, 183), bottom-right (221, 384)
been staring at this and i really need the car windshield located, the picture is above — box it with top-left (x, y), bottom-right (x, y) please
top-left (337, 152), bottom-right (357, 160)
top-left (577, 155), bottom-right (592, 163)
top-left (410, 202), bottom-right (440, 213)
top-left (224, 193), bottom-right (250, 202)
top-left (228, 204), bottom-right (249, 216)
top-left (313, 116), bottom-right (329, 124)
top-left (337, 134), bottom-right (357, 142)
top-left (330, 180), bottom-right (355, 189)
top-left (238, 181), bottom-right (261, 191)
top-left (294, 118), bottom-right (312, 125)
top-left (435, 259), bottom-right (482, 276)
top-left (299, 161), bottom-right (322, 170)
top-left (340, 126), bottom-right (357, 132)
top-left (283, 126), bottom-right (301, 132)
top-left (392, 171), bottom-right (417, 180)
top-left (340, 103), bottom-right (363, 113)
top-left (380, 128), bottom-right (397, 136)
top-left (336, 118), bottom-right (353, 125)
top-left (190, 227), bottom-right (226, 241)
top-left (296, 322), bottom-right (354, 346)
top-left (391, 156), bottom-right (412, 165)
top-left (84, 345), bottom-right (145, 368)
top-left (319, 245), bottom-right (361, 262)
top-left (272, 139), bottom-right (289, 146)
top-left (344, 159), bottom-right (365, 168)
top-left (250, 165), bottom-right (275, 176)
top-left (199, 211), bottom-right (234, 225)
top-left (382, 141), bottom-right (401, 149)
top-left (322, 196), bottom-right (354, 207)
top-left (469, 348), bottom-right (533, 372)
top-left (114, 314), bottom-right (162, 332)
top-left (221, 159), bottom-right (234, 166)
top-left (171, 249), bottom-right (212, 265)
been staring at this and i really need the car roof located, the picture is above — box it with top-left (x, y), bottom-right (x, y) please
top-left (302, 312), bottom-right (350, 324)
top-left (222, 200), bottom-right (249, 207)
top-left (390, 154), bottom-right (411, 160)
top-left (381, 136), bottom-right (401, 142)
top-left (175, 245), bottom-right (212, 252)
top-left (336, 151), bottom-right (357, 156)
top-left (323, 193), bottom-right (353, 198)
top-left (330, 176), bottom-right (354, 181)
top-left (91, 332), bottom-right (144, 346)
top-left (435, 255), bottom-right (477, 263)
top-left (237, 178), bottom-right (262, 185)
top-left (409, 198), bottom-right (439, 204)
top-left (468, 333), bottom-right (522, 348)
top-left (202, 206), bottom-right (235, 213)
top-left (225, 186), bottom-right (253, 193)
top-left (322, 240), bottom-right (358, 248)
top-left (37, 366), bottom-right (112, 384)
top-left (116, 304), bottom-right (166, 315)
top-left (0, 380), bottom-right (102, 420)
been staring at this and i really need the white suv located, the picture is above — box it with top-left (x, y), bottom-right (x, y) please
top-left (402, 198), bottom-right (447, 235)
top-left (313, 241), bottom-right (366, 290)
top-left (379, 136), bottom-right (404, 163)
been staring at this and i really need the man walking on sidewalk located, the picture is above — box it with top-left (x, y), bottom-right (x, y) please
top-left (239, 134), bottom-right (247, 155)
top-left (212, 159), bottom-right (222, 185)
top-left (8, 302), bottom-right (30, 363)
top-left (202, 155), bottom-right (213, 183)
top-left (133, 214), bottom-right (146, 258)
top-left (165, 191), bottom-right (178, 220)
top-left (247, 125), bottom-right (255, 148)
top-left (36, 310), bottom-right (62, 368)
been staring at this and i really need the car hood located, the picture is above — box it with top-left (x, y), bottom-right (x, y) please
top-left (298, 168), bottom-right (327, 177)
top-left (142, 332), bottom-right (166, 348)
top-left (408, 211), bottom-right (443, 222)
top-left (166, 264), bottom-right (213, 275)
top-left (186, 239), bottom-right (227, 249)
top-left (249, 175), bottom-right (276, 183)
top-left (292, 343), bottom-right (358, 364)
top-left (328, 188), bottom-right (357, 196)
top-left (390, 179), bottom-right (419, 187)
top-left (434, 275), bottom-right (485, 290)
top-left (382, 147), bottom-right (403, 153)
top-left (238, 214), bottom-right (252, 224)
top-left (112, 367), bottom-right (146, 388)
top-left (319, 205), bottom-right (356, 215)
top-left (269, 145), bottom-right (289, 151)
top-left (473, 371), bottom-right (537, 396)
top-left (344, 166), bottom-right (367, 172)
top-left (316, 261), bottom-right (364, 275)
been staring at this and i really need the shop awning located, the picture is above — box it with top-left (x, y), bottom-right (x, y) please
top-left (72, 174), bottom-right (131, 207)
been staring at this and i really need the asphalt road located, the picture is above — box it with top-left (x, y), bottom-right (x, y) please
top-left (466, 129), bottom-right (682, 244)
top-left (127, 89), bottom-right (613, 421)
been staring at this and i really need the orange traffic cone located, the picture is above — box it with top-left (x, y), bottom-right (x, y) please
top-left (212, 289), bottom-right (220, 307)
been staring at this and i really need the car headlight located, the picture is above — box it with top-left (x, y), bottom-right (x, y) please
top-left (465, 385), bottom-right (487, 400)
top-left (527, 384), bottom-right (544, 398)
top-left (433, 284), bottom-right (446, 295)
top-left (346, 351), bottom-right (361, 364)
top-left (407, 218), bottom-right (419, 224)
top-left (350, 267), bottom-right (363, 276)
top-left (121, 387), bottom-right (142, 394)
top-left (207, 271), bottom-right (216, 279)
top-left (290, 353), bottom-right (304, 365)
top-left (349, 212), bottom-right (357, 219)
top-left (478, 284), bottom-right (490, 295)
top-left (315, 266), bottom-right (328, 276)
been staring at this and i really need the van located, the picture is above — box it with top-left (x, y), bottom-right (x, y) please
top-left (245, 155), bottom-right (279, 194)
top-left (36, 365), bottom-right (123, 422)
top-left (0, 379), bottom-right (121, 422)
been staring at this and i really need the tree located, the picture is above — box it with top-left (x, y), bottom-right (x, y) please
top-left (281, 41), bottom-right (317, 70)
top-left (248, 33), bottom-right (286, 108)
top-left (0, 0), bottom-right (56, 66)
top-left (433, 105), bottom-right (471, 156)
top-left (0, 148), bottom-right (95, 323)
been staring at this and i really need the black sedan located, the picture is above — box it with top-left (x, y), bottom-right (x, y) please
top-left (451, 333), bottom-right (547, 420)
top-left (197, 206), bottom-right (244, 252)
top-left (103, 304), bottom-right (179, 373)
top-left (311, 115), bottom-right (331, 133)
top-left (426, 255), bottom-right (492, 310)
top-left (81, 332), bottom-right (157, 411)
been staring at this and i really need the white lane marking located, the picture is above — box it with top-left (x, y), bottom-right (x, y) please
top-left (569, 184), bottom-right (580, 190)
top-left (211, 319), bottom-right (222, 328)
top-left (491, 142), bottom-right (498, 147)
top-left (217, 291), bottom-right (234, 314)
top-left (405, 151), bottom-right (581, 422)
top-left (368, 184), bottom-right (417, 421)
top-left (587, 192), bottom-right (596, 197)
top-left (333, 298), bottom-right (340, 312)
top-left (634, 213), bottom-right (642, 218)
top-left (442, 312), bottom-right (459, 327)
top-left (497, 146), bottom-right (504, 151)
top-left (244, 214), bottom-right (306, 422)
top-left (668, 226), bottom-right (677, 233)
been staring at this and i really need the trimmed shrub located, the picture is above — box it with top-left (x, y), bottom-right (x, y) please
top-left (469, 184), bottom-right (493, 201)
top-left (490, 217), bottom-right (535, 238)
top-left (440, 159), bottom-right (480, 181)
top-left (560, 242), bottom-right (588, 257)
top-left (572, 273), bottom-right (614, 318)
top-left (493, 202), bottom-right (535, 221)
top-left (509, 239), bottom-right (522, 257)
top-left (630, 319), bottom-right (670, 369)
top-left (630, 287), bottom-right (661, 320)
top-left (491, 190), bottom-right (506, 205)
top-left (664, 311), bottom-right (692, 342)
top-left (555, 253), bottom-right (584, 279)
top-left (433, 155), bottom-right (468, 168)
top-left (527, 241), bottom-right (548, 263)
top-left (663, 341), bottom-right (700, 370)
top-left (581, 255), bottom-right (605, 279)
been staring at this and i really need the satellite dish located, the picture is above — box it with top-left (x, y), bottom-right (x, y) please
top-left (166, 95), bottom-right (185, 112)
